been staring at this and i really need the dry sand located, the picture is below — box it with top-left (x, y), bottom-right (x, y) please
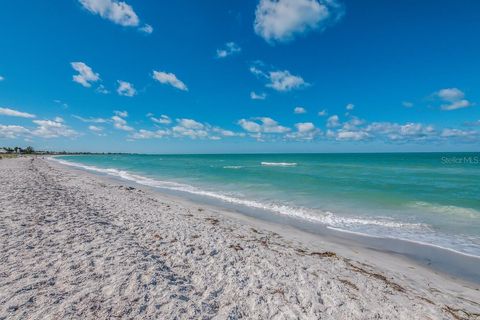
top-left (0, 157), bottom-right (479, 319)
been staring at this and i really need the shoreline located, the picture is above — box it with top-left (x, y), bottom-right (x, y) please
top-left (1, 157), bottom-right (479, 318)
top-left (49, 156), bottom-right (480, 284)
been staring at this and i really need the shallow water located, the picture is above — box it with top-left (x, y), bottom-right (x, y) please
top-left (55, 153), bottom-right (480, 257)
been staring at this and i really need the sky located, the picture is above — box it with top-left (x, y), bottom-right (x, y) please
top-left (0, 0), bottom-right (479, 153)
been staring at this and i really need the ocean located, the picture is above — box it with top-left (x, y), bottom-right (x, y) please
top-left (53, 153), bottom-right (480, 258)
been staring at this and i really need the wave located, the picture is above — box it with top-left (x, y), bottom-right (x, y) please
top-left (50, 158), bottom-right (423, 229)
top-left (223, 166), bottom-right (244, 169)
top-left (261, 162), bottom-right (297, 167)
top-left (408, 201), bottom-right (480, 218)
top-left (49, 157), bottom-right (480, 257)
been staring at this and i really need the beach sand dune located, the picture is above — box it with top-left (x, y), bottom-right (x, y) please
top-left (0, 158), bottom-right (479, 319)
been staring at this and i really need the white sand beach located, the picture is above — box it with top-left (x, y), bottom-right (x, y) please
top-left (0, 157), bottom-right (479, 319)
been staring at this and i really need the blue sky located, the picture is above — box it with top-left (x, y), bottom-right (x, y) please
top-left (0, 0), bottom-right (479, 153)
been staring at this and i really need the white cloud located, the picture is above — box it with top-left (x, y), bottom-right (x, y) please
top-left (341, 117), bottom-right (364, 130)
top-left (131, 117), bottom-right (239, 140)
top-left (365, 122), bottom-right (436, 142)
top-left (249, 66), bottom-right (266, 77)
top-left (437, 88), bottom-right (464, 101)
top-left (294, 106), bottom-right (306, 114)
top-left (0, 76), bottom-right (4, 81)
top-left (172, 119), bottom-right (208, 139)
top-left (131, 129), bottom-right (170, 139)
top-left (88, 125), bottom-right (104, 132)
top-left (238, 117), bottom-right (290, 134)
top-left (250, 65), bottom-right (308, 92)
top-left (54, 100), bottom-right (69, 109)
top-left (318, 109), bottom-right (327, 116)
top-left (441, 100), bottom-right (471, 111)
top-left (79, 0), bottom-right (139, 27)
top-left (250, 91), bottom-right (267, 100)
top-left (441, 128), bottom-right (479, 140)
top-left (286, 122), bottom-right (320, 140)
top-left (326, 115), bottom-right (340, 128)
top-left (71, 62), bottom-right (100, 88)
top-left (32, 119), bottom-right (79, 138)
top-left (73, 115), bottom-right (108, 123)
top-left (434, 88), bottom-right (473, 111)
top-left (0, 125), bottom-right (30, 139)
top-left (116, 80), bottom-right (136, 97)
top-left (267, 70), bottom-right (308, 91)
top-left (150, 114), bottom-right (171, 125)
top-left (346, 103), bottom-right (354, 111)
top-left (152, 70), bottom-right (188, 91)
top-left (295, 122), bottom-right (315, 132)
top-left (254, 0), bottom-right (344, 43)
top-left (216, 42), bottom-right (241, 58)
top-left (0, 107), bottom-right (36, 118)
top-left (172, 126), bottom-right (208, 139)
top-left (96, 84), bottom-right (110, 94)
top-left (336, 130), bottom-right (369, 141)
top-left (177, 118), bottom-right (204, 130)
top-left (139, 24), bottom-right (153, 34)
top-left (402, 101), bottom-right (414, 108)
top-left (112, 114), bottom-right (133, 131)
top-left (114, 110), bottom-right (128, 117)
top-left (212, 127), bottom-right (237, 137)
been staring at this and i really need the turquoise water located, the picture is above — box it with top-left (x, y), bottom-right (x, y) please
top-left (54, 153), bottom-right (480, 256)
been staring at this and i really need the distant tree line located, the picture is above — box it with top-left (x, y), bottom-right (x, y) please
top-left (0, 146), bottom-right (35, 154)
top-left (0, 146), bottom-right (125, 155)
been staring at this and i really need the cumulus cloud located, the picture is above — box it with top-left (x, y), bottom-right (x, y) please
top-left (111, 111), bottom-right (133, 131)
top-left (346, 103), bottom-right (354, 111)
top-left (139, 24), bottom-right (153, 34)
top-left (88, 125), bottom-right (104, 132)
top-left (150, 114), bottom-right (172, 125)
top-left (0, 125), bottom-right (30, 139)
top-left (286, 122), bottom-right (320, 141)
top-left (336, 130), bottom-right (369, 141)
top-left (434, 88), bottom-right (472, 111)
top-left (216, 42), bottom-right (241, 58)
top-left (129, 117), bottom-right (240, 140)
top-left (114, 110), bottom-right (128, 117)
top-left (441, 128), bottom-right (479, 140)
top-left (0, 107), bottom-right (36, 118)
top-left (295, 122), bottom-right (315, 132)
top-left (294, 106), bottom-right (306, 114)
top-left (238, 117), bottom-right (290, 135)
top-left (96, 84), bottom-right (110, 94)
top-left (32, 119), bottom-right (79, 138)
top-left (318, 109), bottom-right (327, 116)
top-left (0, 75), bottom-right (4, 81)
top-left (131, 129), bottom-right (170, 139)
top-left (172, 118), bottom-right (208, 139)
top-left (71, 62), bottom-right (100, 88)
top-left (402, 101), bottom-right (414, 108)
top-left (116, 80), bottom-right (136, 97)
top-left (152, 70), bottom-right (188, 91)
top-left (250, 65), bottom-right (308, 92)
top-left (254, 0), bottom-right (344, 43)
top-left (326, 115), bottom-right (340, 128)
top-left (250, 91), bottom-right (267, 100)
top-left (73, 115), bottom-right (108, 123)
top-left (267, 70), bottom-right (308, 91)
top-left (78, 0), bottom-right (151, 33)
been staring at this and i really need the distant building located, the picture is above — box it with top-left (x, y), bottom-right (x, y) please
top-left (0, 148), bottom-right (8, 154)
